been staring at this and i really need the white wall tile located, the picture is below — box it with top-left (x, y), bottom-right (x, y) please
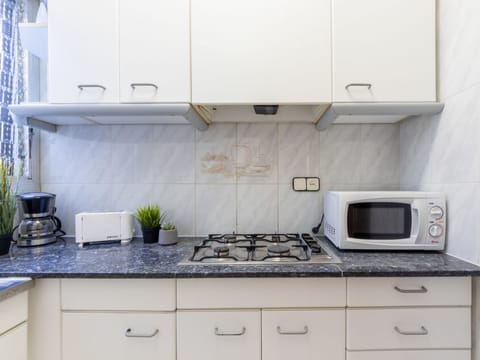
top-left (41, 126), bottom-right (112, 184)
top-left (41, 183), bottom-right (113, 235)
top-left (195, 184), bottom-right (236, 236)
top-left (399, 115), bottom-right (436, 188)
top-left (195, 123), bottom-right (236, 184)
top-left (428, 87), bottom-right (480, 184)
top-left (442, 183), bottom-right (480, 264)
top-left (153, 184), bottom-right (195, 236)
top-left (319, 124), bottom-right (362, 185)
top-left (278, 123), bottom-right (320, 184)
top-left (236, 124), bottom-right (278, 184)
top-left (135, 125), bottom-right (195, 183)
top-left (360, 124), bottom-right (400, 186)
top-left (438, 0), bottom-right (480, 99)
top-left (237, 184), bottom-right (278, 233)
top-left (278, 185), bottom-right (321, 234)
top-left (111, 125), bottom-right (153, 184)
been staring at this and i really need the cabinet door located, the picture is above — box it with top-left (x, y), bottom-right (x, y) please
top-left (262, 310), bottom-right (345, 360)
top-left (62, 312), bottom-right (175, 360)
top-left (333, 0), bottom-right (436, 102)
top-left (177, 310), bottom-right (261, 360)
top-left (119, 0), bottom-right (190, 103)
top-left (0, 323), bottom-right (28, 360)
top-left (48, 0), bottom-right (119, 103)
top-left (191, 0), bottom-right (331, 104)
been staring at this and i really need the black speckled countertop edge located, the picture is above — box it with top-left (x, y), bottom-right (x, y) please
top-left (0, 236), bottom-right (479, 279)
top-left (0, 278), bottom-right (34, 302)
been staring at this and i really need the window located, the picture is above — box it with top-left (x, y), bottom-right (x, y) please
top-left (0, 0), bottom-right (28, 174)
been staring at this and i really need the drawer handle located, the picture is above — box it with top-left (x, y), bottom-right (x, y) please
top-left (214, 326), bottom-right (246, 336)
top-left (125, 328), bottom-right (159, 338)
top-left (345, 83), bottom-right (372, 90)
top-left (77, 84), bottom-right (106, 91)
top-left (394, 285), bottom-right (428, 294)
top-left (394, 326), bottom-right (428, 336)
top-left (276, 326), bottom-right (309, 335)
top-left (130, 83), bottom-right (159, 90)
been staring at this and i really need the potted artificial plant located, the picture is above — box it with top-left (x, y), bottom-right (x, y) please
top-left (159, 222), bottom-right (178, 246)
top-left (0, 159), bottom-right (17, 255)
top-left (136, 204), bottom-right (166, 244)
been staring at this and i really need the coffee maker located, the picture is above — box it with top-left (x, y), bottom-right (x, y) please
top-left (16, 192), bottom-right (63, 247)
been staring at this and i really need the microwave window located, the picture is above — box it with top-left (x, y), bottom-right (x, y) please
top-left (347, 203), bottom-right (412, 240)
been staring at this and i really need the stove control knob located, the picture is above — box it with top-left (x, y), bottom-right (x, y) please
top-left (429, 224), bottom-right (443, 238)
top-left (429, 206), bottom-right (444, 220)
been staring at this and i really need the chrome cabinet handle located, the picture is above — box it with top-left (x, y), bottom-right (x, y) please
top-left (394, 285), bottom-right (428, 294)
top-left (77, 84), bottom-right (106, 91)
top-left (125, 328), bottom-right (159, 338)
top-left (130, 83), bottom-right (158, 90)
top-left (214, 326), bottom-right (246, 336)
top-left (345, 83), bottom-right (372, 90)
top-left (394, 326), bottom-right (428, 336)
top-left (276, 326), bottom-right (309, 335)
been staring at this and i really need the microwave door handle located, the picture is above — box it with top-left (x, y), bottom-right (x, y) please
top-left (411, 206), bottom-right (420, 237)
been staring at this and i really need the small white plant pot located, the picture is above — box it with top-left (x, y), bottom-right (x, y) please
top-left (159, 229), bottom-right (178, 246)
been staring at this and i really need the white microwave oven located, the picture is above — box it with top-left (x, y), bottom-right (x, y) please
top-left (324, 191), bottom-right (446, 250)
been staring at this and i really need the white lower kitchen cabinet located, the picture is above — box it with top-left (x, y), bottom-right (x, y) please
top-left (262, 310), bottom-right (345, 360)
top-left (177, 310), bottom-right (261, 360)
top-left (0, 291), bottom-right (28, 360)
top-left (62, 312), bottom-right (175, 360)
top-left (347, 350), bottom-right (470, 360)
top-left (347, 307), bottom-right (471, 350)
top-left (0, 323), bottom-right (28, 360)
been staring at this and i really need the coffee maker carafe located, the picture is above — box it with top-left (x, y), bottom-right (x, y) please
top-left (16, 192), bottom-right (63, 247)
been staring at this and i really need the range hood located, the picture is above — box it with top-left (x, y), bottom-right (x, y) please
top-left (8, 103), bottom-right (209, 132)
top-left (193, 104), bottom-right (330, 124)
top-left (315, 102), bottom-right (445, 130)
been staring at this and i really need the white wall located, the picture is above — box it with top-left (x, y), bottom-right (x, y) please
top-left (400, 0), bottom-right (480, 264)
top-left (39, 123), bottom-right (399, 236)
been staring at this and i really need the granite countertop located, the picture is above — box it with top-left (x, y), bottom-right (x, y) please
top-left (0, 277), bottom-right (34, 302)
top-left (0, 236), bottom-right (479, 278)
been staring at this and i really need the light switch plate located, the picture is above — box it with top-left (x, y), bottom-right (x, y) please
top-left (292, 177), bottom-right (307, 191)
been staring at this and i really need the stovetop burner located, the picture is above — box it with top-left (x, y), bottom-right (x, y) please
top-left (185, 233), bottom-right (340, 265)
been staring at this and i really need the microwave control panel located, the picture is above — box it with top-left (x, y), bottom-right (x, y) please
top-left (427, 203), bottom-right (445, 242)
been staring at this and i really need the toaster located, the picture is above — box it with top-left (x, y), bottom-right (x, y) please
top-left (75, 211), bottom-right (134, 247)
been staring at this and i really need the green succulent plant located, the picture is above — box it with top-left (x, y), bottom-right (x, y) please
top-left (135, 204), bottom-right (167, 228)
top-left (0, 159), bottom-right (17, 235)
top-left (161, 222), bottom-right (176, 231)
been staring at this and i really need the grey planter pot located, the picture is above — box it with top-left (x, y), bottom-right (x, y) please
top-left (159, 229), bottom-right (178, 246)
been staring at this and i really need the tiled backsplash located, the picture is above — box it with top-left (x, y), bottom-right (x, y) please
top-left (400, 0), bottom-right (480, 265)
top-left (40, 123), bottom-right (399, 236)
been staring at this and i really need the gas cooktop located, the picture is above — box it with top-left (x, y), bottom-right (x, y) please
top-left (181, 233), bottom-right (341, 265)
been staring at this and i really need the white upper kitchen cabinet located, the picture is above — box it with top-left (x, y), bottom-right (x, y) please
top-left (48, 0), bottom-right (119, 103)
top-left (333, 0), bottom-right (436, 102)
top-left (119, 0), bottom-right (190, 103)
top-left (48, 0), bottom-right (190, 104)
top-left (191, 0), bottom-right (332, 104)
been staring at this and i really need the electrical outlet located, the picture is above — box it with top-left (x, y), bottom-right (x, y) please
top-left (306, 177), bottom-right (320, 191)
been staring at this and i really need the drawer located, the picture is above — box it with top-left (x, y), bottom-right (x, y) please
top-left (347, 350), bottom-right (470, 360)
top-left (347, 277), bottom-right (471, 307)
top-left (61, 279), bottom-right (175, 311)
top-left (177, 310), bottom-right (261, 360)
top-left (262, 310), bottom-right (345, 360)
top-left (62, 312), bottom-right (175, 360)
top-left (0, 322), bottom-right (28, 360)
top-left (177, 278), bottom-right (346, 308)
top-left (0, 292), bottom-right (28, 335)
top-left (347, 308), bottom-right (470, 350)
